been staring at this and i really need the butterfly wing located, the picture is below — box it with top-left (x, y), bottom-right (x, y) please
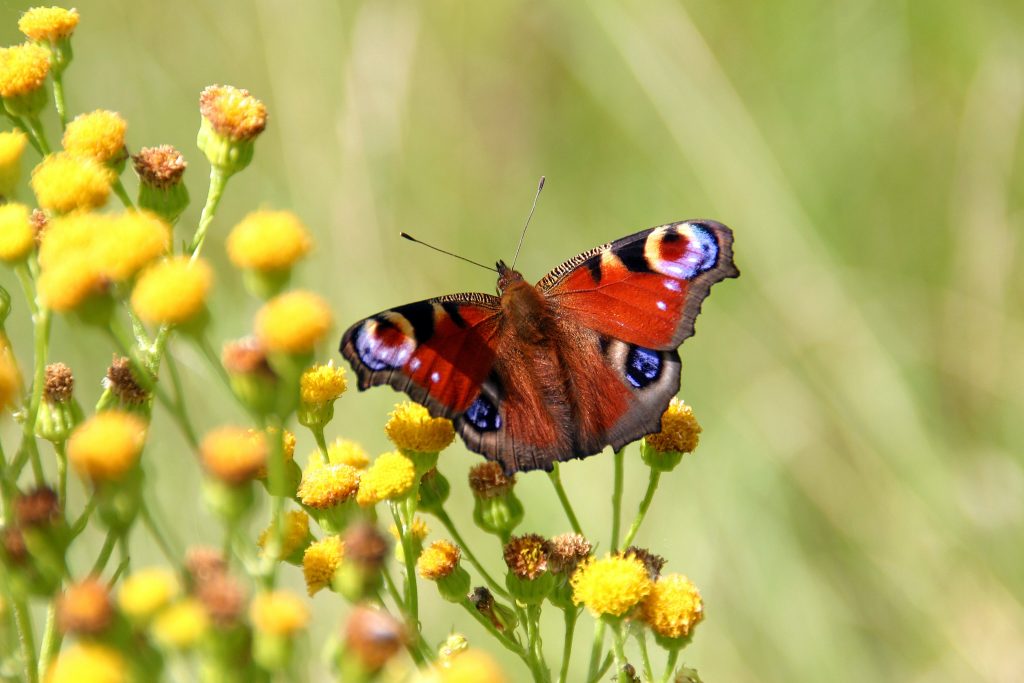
top-left (339, 293), bottom-right (502, 418)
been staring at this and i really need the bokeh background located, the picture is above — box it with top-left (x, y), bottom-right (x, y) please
top-left (2, 1), bottom-right (1024, 681)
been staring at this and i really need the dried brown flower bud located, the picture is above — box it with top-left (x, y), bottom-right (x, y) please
top-left (30, 209), bottom-right (47, 245)
top-left (503, 533), bottom-right (549, 580)
top-left (343, 522), bottom-right (389, 573)
top-left (132, 145), bottom-right (187, 189)
top-left (624, 546), bottom-right (666, 580)
top-left (2, 527), bottom-right (27, 564)
top-left (15, 486), bottom-right (60, 528)
top-left (344, 605), bottom-right (406, 672)
top-left (468, 461), bottom-right (515, 499)
top-left (58, 578), bottom-right (113, 635)
top-left (105, 356), bottom-right (148, 405)
top-left (44, 362), bottom-right (73, 403)
top-left (185, 546), bottom-right (228, 584)
top-left (548, 533), bottom-right (592, 574)
top-left (196, 573), bottom-right (246, 626)
top-left (222, 337), bottom-right (274, 376)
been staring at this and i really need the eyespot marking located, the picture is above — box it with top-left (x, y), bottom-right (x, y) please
top-left (355, 318), bottom-right (416, 371)
top-left (465, 394), bottom-right (501, 431)
top-left (625, 345), bottom-right (662, 388)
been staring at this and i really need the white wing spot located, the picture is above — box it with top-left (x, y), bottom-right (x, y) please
top-left (409, 358), bottom-right (421, 371)
top-left (656, 301), bottom-right (667, 311)
top-left (430, 371), bottom-right (441, 383)
top-left (663, 279), bottom-right (682, 292)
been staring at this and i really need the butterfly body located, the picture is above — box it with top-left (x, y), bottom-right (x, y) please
top-left (341, 220), bottom-right (738, 473)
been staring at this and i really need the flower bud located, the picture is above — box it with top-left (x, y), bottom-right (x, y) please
top-left (0, 43), bottom-right (50, 118)
top-left (18, 7), bottom-right (78, 73)
top-left (417, 467), bottom-right (450, 514)
top-left (468, 462), bottom-right (523, 538)
top-left (303, 536), bottom-right (344, 596)
top-left (341, 605), bottom-right (406, 677)
top-left (58, 577), bottom-right (113, 636)
top-left (503, 534), bottom-right (555, 604)
top-left (132, 145), bottom-right (189, 224)
top-left (417, 539), bottom-right (471, 603)
top-left (35, 362), bottom-right (83, 443)
top-left (297, 362), bottom-right (345, 430)
top-left (97, 356), bottom-right (152, 418)
top-left (197, 85), bottom-right (266, 177)
top-left (221, 337), bottom-right (279, 418)
top-left (250, 590), bottom-right (309, 670)
top-left (641, 399), bottom-right (701, 472)
top-left (333, 522), bottom-right (388, 602)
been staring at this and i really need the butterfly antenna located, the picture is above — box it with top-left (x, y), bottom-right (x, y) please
top-left (511, 175), bottom-right (545, 270)
top-left (399, 232), bottom-right (498, 273)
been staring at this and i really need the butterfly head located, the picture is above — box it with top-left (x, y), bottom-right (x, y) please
top-left (496, 260), bottom-right (525, 294)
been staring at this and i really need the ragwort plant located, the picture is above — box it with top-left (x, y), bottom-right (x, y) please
top-left (0, 6), bottom-right (708, 682)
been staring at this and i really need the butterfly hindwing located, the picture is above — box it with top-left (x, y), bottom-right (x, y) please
top-left (339, 293), bottom-right (502, 418)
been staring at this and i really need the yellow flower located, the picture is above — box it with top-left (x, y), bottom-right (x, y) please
top-left (303, 536), bottom-right (344, 595)
top-left (389, 516), bottom-right (429, 543)
top-left (0, 347), bottom-right (21, 411)
top-left (67, 411), bottom-right (147, 482)
top-left (257, 509), bottom-right (310, 559)
top-left (63, 110), bottom-right (128, 165)
top-left (45, 643), bottom-right (126, 683)
top-left (0, 130), bottom-right (28, 196)
top-left (385, 401), bottom-right (455, 453)
top-left (356, 451), bottom-right (416, 506)
top-left (250, 590), bottom-right (309, 636)
top-left (100, 211), bottom-right (171, 281)
top-left (119, 568), bottom-right (179, 621)
top-left (36, 259), bottom-right (103, 312)
top-left (57, 578), bottom-right (112, 635)
top-left (641, 573), bottom-right (704, 641)
top-left (571, 554), bottom-right (653, 617)
top-left (254, 426), bottom-right (296, 479)
top-left (0, 203), bottom-right (34, 262)
top-left (200, 426), bottom-right (267, 485)
top-left (300, 362), bottom-right (346, 404)
top-left (297, 462), bottom-right (360, 509)
top-left (19, 7), bottom-right (80, 42)
top-left (200, 85), bottom-right (267, 141)
top-left (0, 42), bottom-right (49, 98)
top-left (417, 539), bottom-right (460, 580)
top-left (435, 649), bottom-right (508, 683)
top-left (255, 290), bottom-right (332, 354)
top-left (645, 398), bottom-right (701, 454)
top-left (308, 437), bottom-right (369, 470)
top-left (227, 210), bottom-right (312, 271)
top-left (131, 256), bottom-right (212, 324)
top-left (31, 152), bottom-right (112, 213)
top-left (151, 598), bottom-right (209, 649)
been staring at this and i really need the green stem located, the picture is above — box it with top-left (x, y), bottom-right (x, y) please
top-left (609, 621), bottom-right (629, 682)
top-left (391, 501), bottom-right (420, 628)
top-left (527, 604), bottom-right (551, 682)
top-left (558, 609), bottom-right (578, 683)
top-left (637, 629), bottom-right (654, 683)
top-left (112, 177), bottom-right (135, 209)
top-left (12, 598), bottom-right (38, 683)
top-left (141, 501), bottom-right (182, 568)
top-left (37, 602), bottom-right (61, 680)
top-left (52, 73), bottom-right (67, 130)
top-left (260, 416), bottom-right (287, 587)
top-left (4, 113), bottom-right (43, 155)
top-left (662, 649), bottom-right (680, 683)
top-left (548, 463), bottom-right (583, 536)
top-left (69, 496), bottom-right (97, 538)
top-left (162, 349), bottom-right (199, 449)
top-left (611, 448), bottom-right (625, 551)
top-left (459, 600), bottom-right (525, 657)
top-left (621, 469), bottom-right (661, 549)
top-left (54, 441), bottom-right (68, 507)
top-left (587, 620), bottom-right (606, 683)
top-left (24, 114), bottom-right (50, 155)
top-left (312, 426), bottom-right (329, 459)
top-left (90, 530), bottom-right (118, 575)
top-left (592, 653), bottom-right (613, 682)
top-left (189, 167), bottom-right (228, 260)
top-left (432, 506), bottom-right (511, 599)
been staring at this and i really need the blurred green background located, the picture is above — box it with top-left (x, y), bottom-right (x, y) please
top-left (3, 0), bottom-right (1024, 680)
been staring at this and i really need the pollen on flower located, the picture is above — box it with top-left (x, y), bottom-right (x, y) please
top-left (251, 590), bottom-right (309, 636)
top-left (254, 290), bottom-right (332, 354)
top-left (645, 398), bottom-right (701, 454)
top-left (45, 643), bottom-right (126, 683)
top-left (63, 110), bottom-right (128, 165)
top-left (57, 577), bottom-right (112, 635)
top-left (200, 426), bottom-right (268, 485)
top-left (503, 534), bottom-right (550, 580)
top-left (67, 410), bottom-right (147, 482)
top-left (300, 362), bottom-right (346, 405)
top-left (303, 536), bottom-right (344, 595)
top-left (227, 210), bottom-right (312, 271)
top-left (417, 539), bottom-right (461, 580)
top-left (152, 598), bottom-right (209, 649)
top-left (118, 568), bottom-right (179, 621)
top-left (200, 85), bottom-right (267, 141)
top-left (640, 573), bottom-right (704, 640)
top-left (0, 203), bottom-right (35, 262)
top-left (324, 438), bottom-right (369, 469)
top-left (571, 553), bottom-right (654, 617)
top-left (130, 256), bottom-right (212, 325)
top-left (0, 42), bottom-right (49, 98)
top-left (257, 509), bottom-right (310, 559)
top-left (297, 462), bottom-right (360, 509)
top-left (132, 144), bottom-right (186, 188)
top-left (356, 451), bottom-right (416, 506)
top-left (30, 152), bottom-right (113, 213)
top-left (385, 401), bottom-right (455, 453)
top-left (18, 6), bottom-right (80, 42)
top-left (0, 130), bottom-right (28, 196)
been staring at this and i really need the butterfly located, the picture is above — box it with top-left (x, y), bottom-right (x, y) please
top-left (340, 220), bottom-right (738, 474)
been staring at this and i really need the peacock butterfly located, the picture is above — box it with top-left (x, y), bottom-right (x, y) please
top-left (339, 220), bottom-right (738, 474)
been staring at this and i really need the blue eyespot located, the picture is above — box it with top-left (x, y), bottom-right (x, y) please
top-left (465, 394), bottom-right (501, 431)
top-left (625, 346), bottom-right (661, 388)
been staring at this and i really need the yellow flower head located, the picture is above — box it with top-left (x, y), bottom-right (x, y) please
top-left (254, 426), bottom-right (296, 479)
top-left (118, 567), bottom-right (179, 621)
top-left (0, 203), bottom-right (35, 262)
top-left (45, 643), bottom-right (126, 683)
top-left (251, 590), bottom-right (309, 636)
top-left (57, 577), bottom-right (112, 635)
top-left (63, 110), bottom-right (128, 165)
top-left (258, 509), bottom-right (310, 559)
top-left (255, 290), bottom-right (332, 354)
top-left (200, 426), bottom-right (268, 485)
top-left (641, 573), bottom-right (704, 641)
top-left (385, 401), bottom-right (455, 454)
top-left (389, 516), bottom-right (429, 543)
top-left (102, 211), bottom-right (172, 281)
top-left (302, 536), bottom-right (344, 595)
top-left (0, 130), bottom-right (28, 196)
top-left (227, 210), bottom-right (312, 271)
top-left (67, 411), bottom-right (147, 482)
top-left (645, 398), bottom-right (701, 454)
top-left (300, 362), bottom-right (346, 405)
top-left (152, 598), bottom-right (209, 649)
top-left (297, 462), bottom-right (360, 509)
top-left (436, 649), bottom-right (508, 683)
top-left (356, 451), bottom-right (416, 507)
top-left (36, 259), bottom-right (103, 312)
top-left (571, 553), bottom-right (654, 617)
top-left (19, 6), bottom-right (80, 42)
top-left (321, 438), bottom-right (369, 469)
top-left (417, 539), bottom-right (461, 580)
top-left (0, 347), bottom-right (20, 411)
top-left (503, 534), bottom-right (549, 580)
top-left (0, 43), bottom-right (49, 98)
top-left (31, 152), bottom-right (112, 213)
top-left (131, 256), bottom-right (212, 324)
top-left (199, 85), bottom-right (267, 141)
